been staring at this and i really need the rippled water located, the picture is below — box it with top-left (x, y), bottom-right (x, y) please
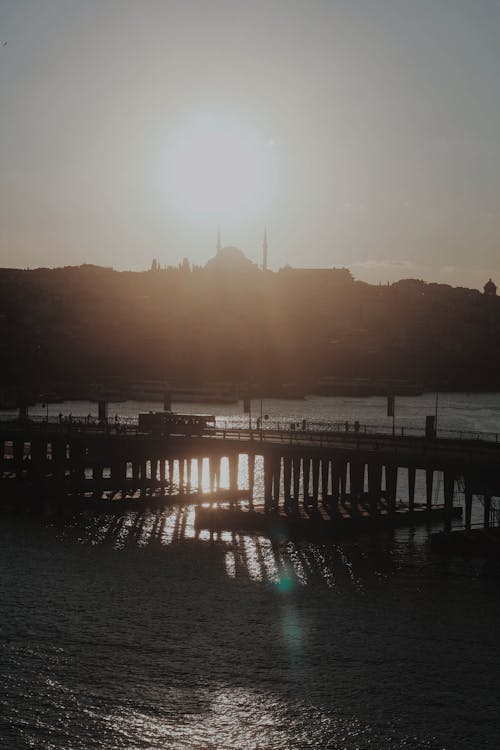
top-left (19, 390), bottom-right (500, 434)
top-left (2, 394), bottom-right (500, 749)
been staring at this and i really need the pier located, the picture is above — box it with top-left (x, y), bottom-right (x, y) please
top-left (1, 416), bottom-right (499, 538)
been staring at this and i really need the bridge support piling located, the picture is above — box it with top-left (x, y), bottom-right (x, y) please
top-left (350, 460), bottom-right (364, 514)
top-left (13, 439), bottom-right (23, 466)
top-left (132, 462), bottom-right (139, 491)
top-left (484, 491), bottom-right (492, 528)
top-left (70, 443), bottom-right (85, 484)
top-left (426, 470), bottom-right (433, 511)
top-left (196, 458), bottom-right (202, 493)
top-left (167, 459), bottom-right (174, 494)
top-left (302, 457), bottom-right (311, 508)
top-left (311, 458), bottom-right (320, 509)
top-left (464, 479), bottom-right (472, 530)
top-left (264, 454), bottom-right (273, 513)
top-left (52, 441), bottom-right (66, 479)
top-left (292, 457), bottom-right (301, 510)
top-left (321, 459), bottom-right (329, 506)
top-left (248, 454), bottom-right (255, 507)
top-left (29, 439), bottom-right (43, 469)
top-left (179, 458), bottom-right (184, 491)
top-left (367, 463), bottom-right (382, 516)
top-left (283, 456), bottom-right (292, 512)
top-left (272, 456), bottom-right (281, 511)
top-left (226, 455), bottom-right (233, 493)
top-left (171, 458), bottom-right (177, 493)
top-left (443, 472), bottom-right (455, 532)
top-left (339, 460), bottom-right (348, 505)
top-left (176, 459), bottom-right (181, 492)
top-left (228, 455), bottom-right (238, 497)
top-left (158, 458), bottom-right (165, 487)
top-left (408, 467), bottom-right (416, 511)
top-left (179, 458), bottom-right (185, 492)
top-left (215, 458), bottom-right (220, 493)
top-left (385, 465), bottom-right (398, 514)
top-left (111, 461), bottom-right (125, 489)
top-left (330, 464), bottom-right (341, 513)
top-left (209, 458), bottom-right (217, 494)
top-left (94, 465), bottom-right (103, 499)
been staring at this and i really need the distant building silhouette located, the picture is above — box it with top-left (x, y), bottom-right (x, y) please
top-left (279, 266), bottom-right (353, 284)
top-left (205, 244), bottom-right (258, 273)
top-left (484, 278), bottom-right (497, 296)
top-left (206, 229), bottom-right (260, 273)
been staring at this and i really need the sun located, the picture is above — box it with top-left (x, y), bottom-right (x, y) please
top-left (165, 114), bottom-right (277, 222)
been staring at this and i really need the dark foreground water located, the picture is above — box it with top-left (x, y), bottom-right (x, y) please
top-left (2, 394), bottom-right (500, 749)
top-left (1, 512), bottom-right (499, 750)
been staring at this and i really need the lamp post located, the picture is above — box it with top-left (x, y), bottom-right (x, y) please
top-left (387, 394), bottom-right (395, 436)
top-left (40, 395), bottom-right (49, 423)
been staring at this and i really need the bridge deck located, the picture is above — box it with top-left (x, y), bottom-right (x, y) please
top-left (2, 420), bottom-right (500, 467)
top-left (0, 418), bottom-right (494, 533)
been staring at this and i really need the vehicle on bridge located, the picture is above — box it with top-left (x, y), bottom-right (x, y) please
top-left (138, 411), bottom-right (215, 436)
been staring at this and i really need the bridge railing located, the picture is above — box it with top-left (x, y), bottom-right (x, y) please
top-left (213, 417), bottom-right (500, 444)
top-left (205, 425), bottom-right (500, 455)
top-left (0, 413), bottom-right (144, 436)
top-left (0, 413), bottom-right (498, 445)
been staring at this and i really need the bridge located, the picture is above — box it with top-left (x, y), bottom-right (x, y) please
top-left (1, 415), bottom-right (499, 535)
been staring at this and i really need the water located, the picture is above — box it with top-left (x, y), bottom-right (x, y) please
top-left (21, 391), bottom-right (500, 436)
top-left (1, 394), bottom-right (500, 749)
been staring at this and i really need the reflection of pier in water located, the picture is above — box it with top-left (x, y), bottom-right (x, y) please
top-left (61, 505), bottom-right (403, 590)
top-left (2, 419), bottom-right (500, 535)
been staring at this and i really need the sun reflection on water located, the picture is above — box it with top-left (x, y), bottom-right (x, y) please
top-left (100, 685), bottom-right (374, 750)
top-left (224, 550), bottom-right (236, 578)
top-left (242, 535), bottom-right (264, 582)
top-left (63, 440), bottom-right (393, 595)
top-left (67, 505), bottom-right (373, 594)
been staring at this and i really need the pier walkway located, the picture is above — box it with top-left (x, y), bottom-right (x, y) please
top-left (1, 416), bottom-right (498, 534)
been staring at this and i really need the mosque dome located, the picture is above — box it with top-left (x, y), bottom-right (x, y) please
top-left (484, 278), bottom-right (497, 296)
top-left (205, 245), bottom-right (257, 272)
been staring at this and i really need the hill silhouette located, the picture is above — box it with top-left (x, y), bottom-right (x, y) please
top-left (0, 264), bottom-right (498, 399)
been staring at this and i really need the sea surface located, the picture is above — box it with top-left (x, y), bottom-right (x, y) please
top-left (1, 393), bottom-right (500, 749)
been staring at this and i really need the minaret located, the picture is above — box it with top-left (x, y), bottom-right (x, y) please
top-left (217, 227), bottom-right (222, 255)
top-left (262, 228), bottom-right (268, 271)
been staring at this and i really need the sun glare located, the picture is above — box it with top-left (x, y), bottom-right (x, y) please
top-left (165, 114), bottom-right (277, 221)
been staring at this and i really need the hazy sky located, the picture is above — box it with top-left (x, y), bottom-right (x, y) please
top-left (1, 0), bottom-right (499, 287)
